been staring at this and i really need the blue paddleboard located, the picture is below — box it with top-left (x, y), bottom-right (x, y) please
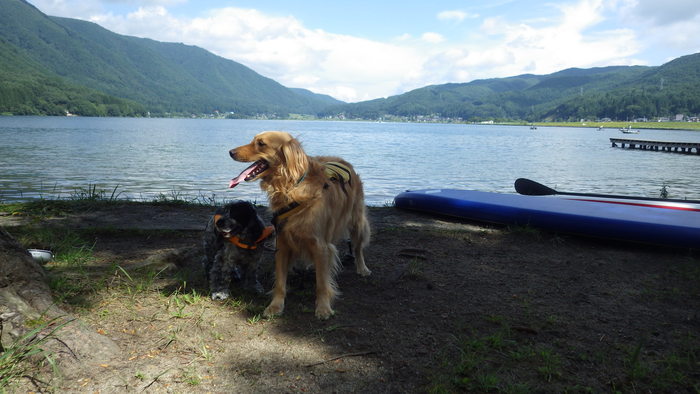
top-left (394, 189), bottom-right (700, 249)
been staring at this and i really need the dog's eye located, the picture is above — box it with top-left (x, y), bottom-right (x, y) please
top-left (257, 140), bottom-right (266, 147)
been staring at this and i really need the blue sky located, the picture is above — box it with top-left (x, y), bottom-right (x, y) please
top-left (28, 0), bottom-right (700, 102)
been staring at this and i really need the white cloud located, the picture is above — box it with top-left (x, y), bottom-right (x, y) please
top-left (28, 0), bottom-right (657, 103)
top-left (616, 0), bottom-right (700, 56)
top-left (421, 32), bottom-right (445, 44)
top-left (29, 0), bottom-right (103, 18)
top-left (629, 0), bottom-right (700, 26)
top-left (437, 10), bottom-right (478, 22)
top-left (87, 6), bottom-right (426, 102)
top-left (419, 0), bottom-right (641, 88)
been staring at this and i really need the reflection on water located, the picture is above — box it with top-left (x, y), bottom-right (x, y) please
top-left (1, 116), bottom-right (699, 205)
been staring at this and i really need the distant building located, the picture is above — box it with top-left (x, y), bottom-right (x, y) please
top-left (675, 114), bottom-right (685, 121)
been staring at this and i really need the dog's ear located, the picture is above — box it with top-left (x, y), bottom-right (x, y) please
top-left (227, 201), bottom-right (251, 222)
top-left (280, 137), bottom-right (308, 182)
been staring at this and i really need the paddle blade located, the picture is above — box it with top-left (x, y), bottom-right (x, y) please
top-left (514, 178), bottom-right (557, 196)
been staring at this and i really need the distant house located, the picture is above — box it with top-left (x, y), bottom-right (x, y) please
top-left (658, 117), bottom-right (670, 122)
top-left (675, 114), bottom-right (685, 121)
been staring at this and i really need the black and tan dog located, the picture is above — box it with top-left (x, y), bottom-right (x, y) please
top-left (202, 201), bottom-right (274, 300)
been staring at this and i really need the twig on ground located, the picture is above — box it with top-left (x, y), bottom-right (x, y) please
top-left (304, 351), bottom-right (376, 368)
top-left (142, 369), bottom-right (170, 391)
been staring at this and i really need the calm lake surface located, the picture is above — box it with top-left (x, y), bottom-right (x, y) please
top-left (1, 116), bottom-right (699, 205)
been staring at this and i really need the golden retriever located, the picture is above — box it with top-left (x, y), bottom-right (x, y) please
top-left (229, 131), bottom-right (371, 319)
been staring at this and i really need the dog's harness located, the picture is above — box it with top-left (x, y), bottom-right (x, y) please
top-left (323, 162), bottom-right (352, 186)
top-left (271, 201), bottom-right (301, 229)
top-left (214, 214), bottom-right (275, 250)
top-left (271, 162), bottom-right (352, 230)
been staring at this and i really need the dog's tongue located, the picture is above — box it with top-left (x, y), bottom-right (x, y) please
top-left (229, 161), bottom-right (261, 188)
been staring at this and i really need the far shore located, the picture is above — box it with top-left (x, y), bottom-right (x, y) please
top-left (4, 114), bottom-right (700, 132)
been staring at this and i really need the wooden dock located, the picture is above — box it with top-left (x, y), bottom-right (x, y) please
top-left (610, 138), bottom-right (700, 155)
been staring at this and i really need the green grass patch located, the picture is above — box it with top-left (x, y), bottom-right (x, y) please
top-left (6, 225), bottom-right (118, 308)
top-left (525, 121), bottom-right (700, 131)
top-left (429, 315), bottom-right (700, 393)
top-left (0, 318), bottom-right (73, 391)
top-left (1, 185), bottom-right (226, 213)
top-left (429, 320), bottom-right (564, 392)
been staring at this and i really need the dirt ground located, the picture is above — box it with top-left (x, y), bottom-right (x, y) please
top-left (2, 202), bottom-right (699, 393)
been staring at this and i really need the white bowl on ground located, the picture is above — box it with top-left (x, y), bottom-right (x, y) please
top-left (28, 249), bottom-right (54, 263)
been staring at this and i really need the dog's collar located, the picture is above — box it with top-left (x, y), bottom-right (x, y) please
top-left (295, 169), bottom-right (308, 186)
top-left (227, 225), bottom-right (275, 250)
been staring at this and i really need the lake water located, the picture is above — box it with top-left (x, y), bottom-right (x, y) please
top-left (1, 116), bottom-right (700, 206)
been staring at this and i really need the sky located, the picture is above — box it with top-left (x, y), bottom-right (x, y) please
top-left (27, 0), bottom-right (700, 103)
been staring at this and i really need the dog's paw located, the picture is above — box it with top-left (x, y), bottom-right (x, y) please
top-left (263, 302), bottom-right (284, 318)
top-left (211, 291), bottom-right (230, 300)
top-left (357, 266), bottom-right (371, 276)
top-left (315, 305), bottom-right (335, 320)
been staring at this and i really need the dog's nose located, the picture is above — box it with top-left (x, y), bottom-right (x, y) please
top-left (229, 149), bottom-right (237, 159)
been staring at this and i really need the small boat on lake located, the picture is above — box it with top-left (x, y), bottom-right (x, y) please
top-left (620, 125), bottom-right (639, 134)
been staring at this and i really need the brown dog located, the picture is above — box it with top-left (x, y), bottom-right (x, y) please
top-left (229, 131), bottom-right (371, 319)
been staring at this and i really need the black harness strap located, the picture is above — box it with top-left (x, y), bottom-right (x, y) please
top-left (271, 201), bottom-right (301, 231)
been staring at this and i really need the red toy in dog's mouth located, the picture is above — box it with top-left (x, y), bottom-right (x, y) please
top-left (229, 160), bottom-right (269, 188)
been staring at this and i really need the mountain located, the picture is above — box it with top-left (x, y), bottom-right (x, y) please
top-left (0, 0), bottom-right (342, 116)
top-left (2, 0), bottom-right (698, 120)
top-left (323, 54), bottom-right (700, 122)
top-left (542, 53), bottom-right (700, 121)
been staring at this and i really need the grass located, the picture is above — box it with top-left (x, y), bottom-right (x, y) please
top-left (0, 318), bottom-right (73, 391)
top-left (1, 183), bottom-right (229, 214)
top-left (428, 318), bottom-right (565, 393)
top-left (8, 225), bottom-right (109, 308)
top-left (428, 315), bottom-right (700, 393)
top-left (504, 120), bottom-right (700, 131)
top-left (1, 204), bottom-right (252, 389)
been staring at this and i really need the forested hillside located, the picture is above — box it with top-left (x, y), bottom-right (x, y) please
top-left (0, 26), bottom-right (145, 116)
top-left (323, 54), bottom-right (700, 122)
top-left (543, 54), bottom-right (700, 121)
top-left (1, 0), bottom-right (698, 120)
top-left (0, 0), bottom-right (341, 116)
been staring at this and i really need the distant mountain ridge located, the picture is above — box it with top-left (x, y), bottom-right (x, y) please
top-left (1, 0), bottom-right (698, 120)
top-left (0, 0), bottom-right (342, 116)
top-left (323, 54), bottom-right (700, 121)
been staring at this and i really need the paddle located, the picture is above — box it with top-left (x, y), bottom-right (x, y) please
top-left (514, 178), bottom-right (700, 204)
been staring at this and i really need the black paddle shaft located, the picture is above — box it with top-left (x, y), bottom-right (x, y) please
top-left (514, 178), bottom-right (700, 204)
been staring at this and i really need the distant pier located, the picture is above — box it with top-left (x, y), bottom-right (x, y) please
top-left (610, 138), bottom-right (700, 155)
